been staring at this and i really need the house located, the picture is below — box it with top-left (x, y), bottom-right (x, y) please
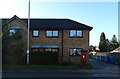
top-left (110, 47), bottom-right (120, 53)
top-left (2, 15), bottom-right (93, 65)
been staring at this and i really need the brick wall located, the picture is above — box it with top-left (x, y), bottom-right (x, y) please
top-left (62, 30), bottom-right (89, 64)
top-left (30, 29), bottom-right (90, 64)
top-left (3, 19), bottom-right (27, 65)
top-left (30, 30), bottom-right (63, 63)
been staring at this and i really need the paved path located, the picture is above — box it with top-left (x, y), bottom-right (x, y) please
top-left (2, 59), bottom-right (120, 78)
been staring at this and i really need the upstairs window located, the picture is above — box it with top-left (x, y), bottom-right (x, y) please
top-left (9, 26), bottom-right (22, 39)
top-left (9, 29), bottom-right (16, 35)
top-left (70, 30), bottom-right (83, 37)
top-left (32, 30), bottom-right (39, 37)
top-left (46, 30), bottom-right (58, 37)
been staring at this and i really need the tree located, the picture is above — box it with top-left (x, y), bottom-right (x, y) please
top-left (106, 39), bottom-right (111, 52)
top-left (110, 35), bottom-right (119, 50)
top-left (2, 25), bottom-right (11, 58)
top-left (99, 32), bottom-right (107, 52)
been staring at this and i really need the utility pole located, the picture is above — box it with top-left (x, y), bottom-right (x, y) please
top-left (27, 0), bottom-right (30, 65)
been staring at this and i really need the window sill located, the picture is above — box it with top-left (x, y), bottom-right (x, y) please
top-left (32, 36), bottom-right (39, 37)
top-left (69, 36), bottom-right (83, 38)
top-left (46, 36), bottom-right (59, 38)
top-left (69, 55), bottom-right (81, 56)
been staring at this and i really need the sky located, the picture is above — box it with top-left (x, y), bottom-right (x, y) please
top-left (0, 0), bottom-right (119, 46)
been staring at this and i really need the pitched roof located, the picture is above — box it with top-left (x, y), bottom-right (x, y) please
top-left (111, 47), bottom-right (120, 53)
top-left (2, 15), bottom-right (27, 26)
top-left (2, 15), bottom-right (93, 31)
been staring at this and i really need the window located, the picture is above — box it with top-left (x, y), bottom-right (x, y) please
top-left (46, 48), bottom-right (52, 52)
top-left (46, 48), bottom-right (58, 52)
top-left (9, 26), bottom-right (22, 37)
top-left (31, 49), bottom-right (39, 52)
top-left (46, 30), bottom-right (58, 37)
top-left (33, 30), bottom-right (39, 37)
top-left (52, 49), bottom-right (58, 52)
top-left (9, 29), bottom-right (16, 36)
top-left (70, 30), bottom-right (83, 37)
top-left (70, 48), bottom-right (82, 56)
top-left (10, 29), bottom-right (22, 38)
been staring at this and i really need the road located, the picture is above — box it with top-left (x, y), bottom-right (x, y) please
top-left (2, 59), bottom-right (120, 79)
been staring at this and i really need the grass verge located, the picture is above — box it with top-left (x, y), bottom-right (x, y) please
top-left (3, 64), bottom-right (93, 69)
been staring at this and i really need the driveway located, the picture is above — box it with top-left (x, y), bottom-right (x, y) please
top-left (88, 59), bottom-right (119, 74)
top-left (2, 59), bottom-right (120, 78)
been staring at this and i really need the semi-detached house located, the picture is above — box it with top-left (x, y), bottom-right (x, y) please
top-left (2, 15), bottom-right (93, 65)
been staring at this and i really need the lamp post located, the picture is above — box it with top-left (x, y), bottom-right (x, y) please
top-left (27, 0), bottom-right (30, 65)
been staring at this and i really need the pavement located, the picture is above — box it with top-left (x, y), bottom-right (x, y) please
top-left (1, 59), bottom-right (120, 78)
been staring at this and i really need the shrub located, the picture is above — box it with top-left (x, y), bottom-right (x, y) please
top-left (29, 51), bottom-right (59, 65)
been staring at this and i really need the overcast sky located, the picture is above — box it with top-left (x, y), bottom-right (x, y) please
top-left (0, 0), bottom-right (119, 46)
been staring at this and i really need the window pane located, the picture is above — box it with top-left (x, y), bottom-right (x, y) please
top-left (32, 49), bottom-right (38, 52)
top-left (77, 30), bottom-right (82, 37)
top-left (10, 29), bottom-right (16, 33)
top-left (70, 30), bottom-right (76, 37)
top-left (46, 49), bottom-right (52, 52)
top-left (53, 31), bottom-right (58, 36)
top-left (70, 49), bottom-right (77, 56)
top-left (46, 31), bottom-right (52, 37)
top-left (52, 49), bottom-right (58, 52)
top-left (33, 30), bottom-right (38, 36)
top-left (70, 49), bottom-right (74, 56)
top-left (76, 49), bottom-right (82, 55)
top-left (9, 29), bottom-right (16, 36)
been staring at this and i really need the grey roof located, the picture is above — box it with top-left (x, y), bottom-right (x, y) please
top-left (2, 15), bottom-right (93, 30)
top-left (31, 45), bottom-right (59, 49)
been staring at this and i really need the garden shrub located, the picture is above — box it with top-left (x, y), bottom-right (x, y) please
top-left (29, 51), bottom-right (59, 65)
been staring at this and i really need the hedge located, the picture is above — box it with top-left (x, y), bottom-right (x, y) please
top-left (29, 51), bottom-right (59, 65)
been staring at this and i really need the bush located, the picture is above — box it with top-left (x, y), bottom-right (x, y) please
top-left (29, 51), bottom-right (59, 65)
